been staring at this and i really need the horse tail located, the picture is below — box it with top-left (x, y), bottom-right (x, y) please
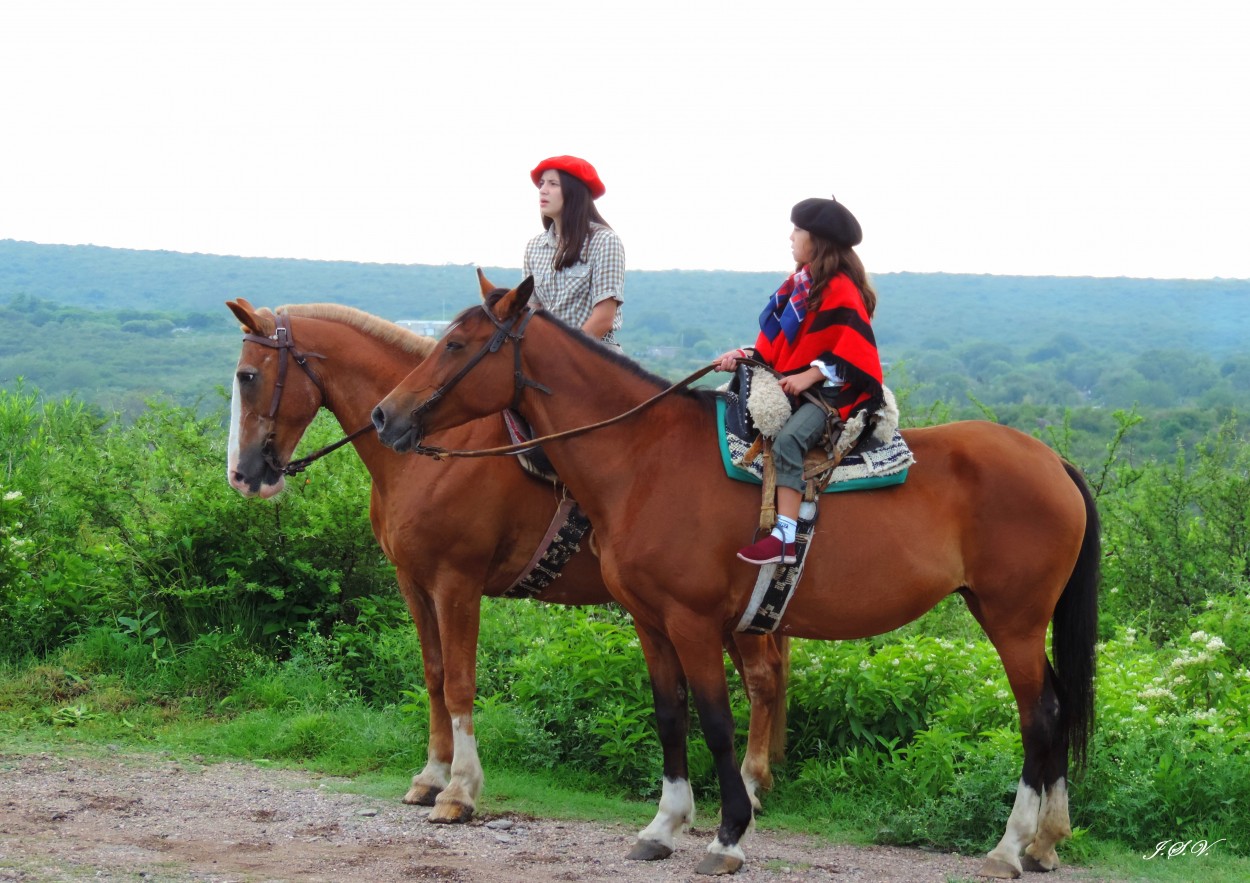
top-left (769, 635), bottom-right (790, 762)
top-left (1052, 461), bottom-right (1100, 770)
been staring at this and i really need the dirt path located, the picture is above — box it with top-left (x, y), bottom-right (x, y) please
top-left (0, 751), bottom-right (1114, 882)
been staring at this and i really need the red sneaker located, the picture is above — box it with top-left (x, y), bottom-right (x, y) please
top-left (736, 534), bottom-right (798, 566)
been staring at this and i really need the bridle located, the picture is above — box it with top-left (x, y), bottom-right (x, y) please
top-left (402, 303), bottom-right (722, 460)
top-left (407, 303), bottom-right (552, 427)
top-left (241, 312), bottom-right (373, 476)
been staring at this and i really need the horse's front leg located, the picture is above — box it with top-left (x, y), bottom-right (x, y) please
top-left (425, 582), bottom-right (485, 823)
top-left (627, 625), bottom-right (694, 862)
top-left (684, 641), bottom-right (754, 876)
top-left (398, 575), bottom-right (452, 807)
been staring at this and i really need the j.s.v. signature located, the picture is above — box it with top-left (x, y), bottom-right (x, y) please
top-left (1144, 838), bottom-right (1226, 860)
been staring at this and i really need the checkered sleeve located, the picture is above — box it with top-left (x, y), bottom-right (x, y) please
top-left (587, 227), bottom-right (625, 306)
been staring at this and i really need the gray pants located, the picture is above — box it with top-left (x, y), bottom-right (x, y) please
top-left (773, 398), bottom-right (835, 492)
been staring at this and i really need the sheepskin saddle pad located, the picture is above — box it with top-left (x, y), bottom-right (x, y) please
top-left (716, 365), bottom-right (914, 492)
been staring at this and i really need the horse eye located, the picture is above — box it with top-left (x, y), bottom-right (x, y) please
top-left (445, 340), bottom-right (464, 351)
top-left (237, 371), bottom-right (256, 383)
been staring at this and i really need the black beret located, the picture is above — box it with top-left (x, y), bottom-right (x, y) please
top-left (790, 195), bottom-right (862, 247)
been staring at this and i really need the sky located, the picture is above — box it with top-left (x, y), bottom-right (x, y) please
top-left (2, 0), bottom-right (1248, 280)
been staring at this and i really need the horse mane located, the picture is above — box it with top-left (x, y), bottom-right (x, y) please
top-left (466, 294), bottom-right (719, 407)
top-left (257, 303), bottom-right (439, 360)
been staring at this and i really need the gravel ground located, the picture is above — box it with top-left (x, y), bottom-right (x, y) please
top-left (0, 751), bottom-right (1117, 882)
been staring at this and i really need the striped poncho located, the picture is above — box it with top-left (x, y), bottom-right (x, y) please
top-left (753, 268), bottom-right (883, 423)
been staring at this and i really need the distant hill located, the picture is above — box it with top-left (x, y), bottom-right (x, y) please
top-left (3, 239), bottom-right (1249, 447)
top-left (4, 238), bottom-right (1247, 358)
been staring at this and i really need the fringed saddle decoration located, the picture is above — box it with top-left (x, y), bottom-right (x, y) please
top-left (504, 497), bottom-right (592, 599)
top-left (499, 411), bottom-right (592, 598)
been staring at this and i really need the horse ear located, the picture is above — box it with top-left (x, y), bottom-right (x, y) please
top-left (476, 267), bottom-right (496, 298)
top-left (227, 298), bottom-right (264, 334)
top-left (491, 276), bottom-right (535, 321)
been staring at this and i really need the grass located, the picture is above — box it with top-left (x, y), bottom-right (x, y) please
top-left (3, 660), bottom-right (1249, 883)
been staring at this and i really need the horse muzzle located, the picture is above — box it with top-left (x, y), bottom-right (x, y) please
top-left (227, 453), bottom-right (286, 499)
top-left (372, 402), bottom-right (426, 454)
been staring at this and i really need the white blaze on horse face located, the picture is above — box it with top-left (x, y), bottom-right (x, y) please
top-left (227, 375), bottom-right (243, 485)
top-left (637, 777), bottom-right (694, 849)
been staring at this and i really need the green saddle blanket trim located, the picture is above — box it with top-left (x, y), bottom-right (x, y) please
top-left (715, 397), bottom-right (908, 493)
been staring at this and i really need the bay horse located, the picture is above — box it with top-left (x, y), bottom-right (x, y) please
top-left (370, 276), bottom-right (1100, 878)
top-left (224, 298), bottom-right (787, 824)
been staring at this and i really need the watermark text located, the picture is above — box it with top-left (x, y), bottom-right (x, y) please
top-left (1144, 838), bottom-right (1226, 860)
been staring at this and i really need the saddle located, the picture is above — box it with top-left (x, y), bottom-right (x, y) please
top-left (502, 409), bottom-right (560, 483)
top-left (720, 364), bottom-right (912, 531)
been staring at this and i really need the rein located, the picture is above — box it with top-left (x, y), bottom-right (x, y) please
top-left (242, 312), bottom-right (374, 476)
top-left (409, 345), bottom-right (833, 461)
top-left (412, 361), bottom-right (720, 460)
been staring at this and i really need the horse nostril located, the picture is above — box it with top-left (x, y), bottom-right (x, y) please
top-left (371, 406), bottom-right (387, 432)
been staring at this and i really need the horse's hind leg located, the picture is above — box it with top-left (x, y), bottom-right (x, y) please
top-left (978, 634), bottom-right (1067, 879)
top-left (726, 632), bottom-right (784, 811)
top-left (1021, 664), bottom-right (1072, 872)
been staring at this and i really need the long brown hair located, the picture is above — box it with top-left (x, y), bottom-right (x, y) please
top-left (542, 170), bottom-right (612, 271)
top-left (801, 236), bottom-right (876, 318)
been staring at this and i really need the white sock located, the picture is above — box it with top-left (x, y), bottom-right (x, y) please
top-left (773, 515), bottom-right (797, 544)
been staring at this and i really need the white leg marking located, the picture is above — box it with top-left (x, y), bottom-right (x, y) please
top-left (445, 715), bottom-right (484, 802)
top-left (740, 760), bottom-right (763, 812)
top-left (706, 835), bottom-right (748, 864)
top-left (985, 778), bottom-right (1041, 873)
top-left (410, 755), bottom-right (451, 791)
top-left (1025, 777), bottom-right (1070, 869)
top-left (638, 777), bottom-right (694, 850)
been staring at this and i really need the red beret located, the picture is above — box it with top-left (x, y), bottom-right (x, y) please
top-left (530, 155), bottom-right (606, 199)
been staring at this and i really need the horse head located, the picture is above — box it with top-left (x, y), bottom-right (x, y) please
top-left (372, 272), bottom-right (535, 453)
top-left (226, 298), bottom-right (326, 498)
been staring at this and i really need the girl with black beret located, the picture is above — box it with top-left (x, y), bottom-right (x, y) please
top-left (523, 155), bottom-right (625, 346)
top-left (714, 195), bottom-right (884, 565)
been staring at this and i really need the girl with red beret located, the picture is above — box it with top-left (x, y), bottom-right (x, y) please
top-left (524, 155), bottom-right (625, 346)
top-left (714, 195), bottom-right (884, 565)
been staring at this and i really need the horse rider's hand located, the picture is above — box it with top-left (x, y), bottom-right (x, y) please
top-left (714, 348), bottom-right (749, 372)
top-left (779, 366), bottom-right (826, 396)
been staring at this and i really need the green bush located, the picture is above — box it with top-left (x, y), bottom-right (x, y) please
top-left (0, 386), bottom-right (395, 664)
top-left (1101, 421), bottom-right (1250, 642)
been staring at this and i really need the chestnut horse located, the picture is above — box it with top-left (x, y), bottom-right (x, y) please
top-left (224, 299), bottom-right (786, 824)
top-left (371, 277), bottom-right (1099, 878)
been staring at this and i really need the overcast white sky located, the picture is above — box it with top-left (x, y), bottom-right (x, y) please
top-left (2, 0), bottom-right (1248, 279)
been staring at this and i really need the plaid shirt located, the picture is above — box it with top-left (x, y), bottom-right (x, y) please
top-left (523, 222), bottom-right (624, 344)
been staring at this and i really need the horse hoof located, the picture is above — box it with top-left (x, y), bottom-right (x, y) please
top-left (978, 857), bottom-right (1022, 879)
top-left (626, 839), bottom-right (673, 861)
top-left (427, 800), bottom-right (474, 824)
top-left (695, 853), bottom-right (744, 875)
top-left (1022, 851), bottom-right (1060, 872)
top-left (402, 784), bottom-right (441, 806)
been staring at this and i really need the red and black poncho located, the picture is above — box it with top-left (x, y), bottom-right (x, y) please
top-left (752, 268), bottom-right (883, 422)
